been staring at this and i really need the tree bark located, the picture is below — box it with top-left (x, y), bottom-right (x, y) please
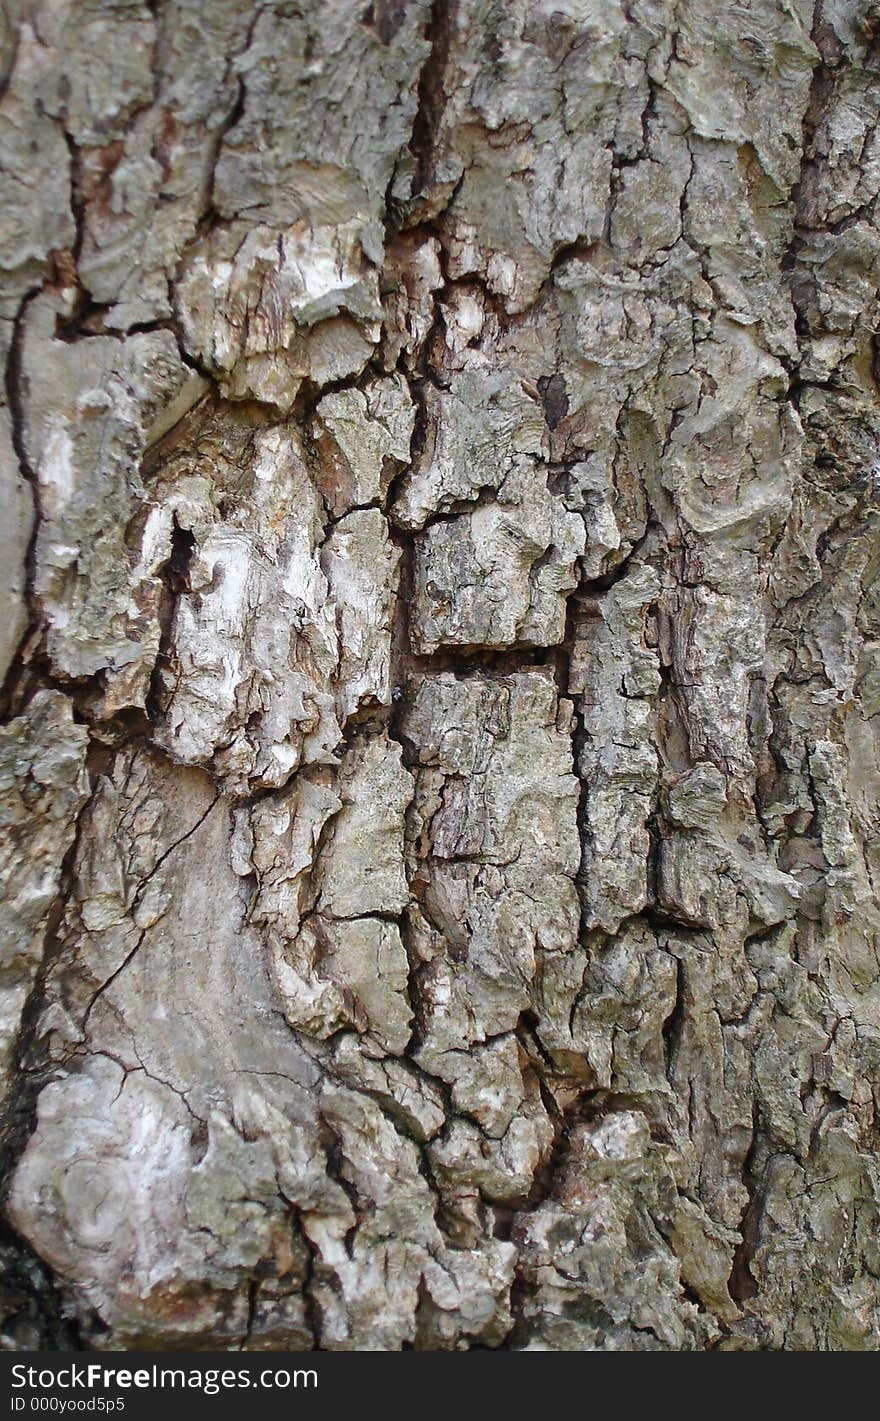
top-left (1, 0), bottom-right (879, 1351)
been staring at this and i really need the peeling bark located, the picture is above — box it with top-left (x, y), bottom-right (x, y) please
top-left (1, 0), bottom-right (880, 1352)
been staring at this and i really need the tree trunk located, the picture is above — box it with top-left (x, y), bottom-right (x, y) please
top-left (1, 0), bottom-right (879, 1351)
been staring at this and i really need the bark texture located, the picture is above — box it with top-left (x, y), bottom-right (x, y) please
top-left (1, 0), bottom-right (880, 1352)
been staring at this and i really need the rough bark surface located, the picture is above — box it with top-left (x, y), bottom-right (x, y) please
top-left (1, 0), bottom-right (880, 1352)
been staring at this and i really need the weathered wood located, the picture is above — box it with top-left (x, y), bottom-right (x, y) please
top-left (1, 0), bottom-right (879, 1351)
